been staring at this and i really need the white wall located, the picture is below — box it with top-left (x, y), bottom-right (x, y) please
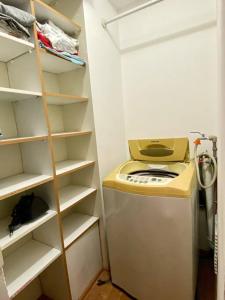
top-left (83, 0), bottom-right (218, 169)
top-left (83, 0), bottom-right (127, 181)
top-left (119, 0), bottom-right (218, 156)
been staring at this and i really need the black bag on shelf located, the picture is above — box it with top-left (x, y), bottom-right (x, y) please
top-left (8, 193), bottom-right (49, 235)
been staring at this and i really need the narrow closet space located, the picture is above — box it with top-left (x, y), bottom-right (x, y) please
top-left (82, 1), bottom-right (219, 300)
top-left (0, 0), bottom-right (103, 299)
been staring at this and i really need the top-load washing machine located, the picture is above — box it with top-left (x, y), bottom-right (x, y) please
top-left (103, 137), bottom-right (198, 300)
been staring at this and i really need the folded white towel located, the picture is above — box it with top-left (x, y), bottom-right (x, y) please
top-left (37, 20), bottom-right (79, 54)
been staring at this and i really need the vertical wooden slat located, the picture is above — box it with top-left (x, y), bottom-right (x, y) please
top-left (29, 1), bottom-right (73, 299)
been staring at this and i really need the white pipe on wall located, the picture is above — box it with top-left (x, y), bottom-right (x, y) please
top-left (102, 0), bottom-right (164, 28)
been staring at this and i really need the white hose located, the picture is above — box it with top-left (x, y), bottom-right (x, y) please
top-left (194, 144), bottom-right (217, 189)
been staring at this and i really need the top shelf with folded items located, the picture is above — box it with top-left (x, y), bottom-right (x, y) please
top-left (39, 48), bottom-right (85, 74)
top-left (34, 0), bottom-right (81, 36)
top-left (36, 20), bottom-right (86, 73)
top-left (0, 1), bottom-right (35, 62)
top-left (34, 2), bottom-right (86, 73)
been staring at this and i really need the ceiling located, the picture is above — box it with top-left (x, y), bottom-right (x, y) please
top-left (109, 0), bottom-right (148, 12)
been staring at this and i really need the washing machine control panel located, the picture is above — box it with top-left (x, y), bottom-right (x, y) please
top-left (118, 174), bottom-right (173, 185)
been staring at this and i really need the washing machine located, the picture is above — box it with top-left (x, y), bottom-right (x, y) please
top-left (103, 137), bottom-right (198, 300)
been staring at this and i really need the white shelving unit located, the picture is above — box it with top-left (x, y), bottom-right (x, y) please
top-left (0, 88), bottom-right (41, 102)
top-left (55, 160), bottom-right (95, 177)
top-left (59, 185), bottom-right (96, 212)
top-left (0, 174), bottom-right (53, 201)
top-left (63, 213), bottom-right (99, 248)
top-left (51, 131), bottom-right (91, 139)
top-left (0, 0), bottom-right (103, 299)
top-left (45, 92), bottom-right (88, 105)
top-left (40, 49), bottom-right (84, 74)
top-left (4, 239), bottom-right (61, 298)
top-left (0, 210), bottom-right (57, 250)
top-left (33, 0), bottom-right (81, 35)
top-left (0, 135), bottom-right (48, 146)
top-left (0, 31), bottom-right (34, 63)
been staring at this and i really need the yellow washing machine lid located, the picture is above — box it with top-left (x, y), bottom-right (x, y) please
top-left (103, 138), bottom-right (195, 198)
top-left (129, 137), bottom-right (189, 162)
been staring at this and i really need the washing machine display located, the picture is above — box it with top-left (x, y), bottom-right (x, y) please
top-left (117, 173), bottom-right (173, 185)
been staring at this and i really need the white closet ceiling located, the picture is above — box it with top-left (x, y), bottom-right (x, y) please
top-left (109, 0), bottom-right (148, 12)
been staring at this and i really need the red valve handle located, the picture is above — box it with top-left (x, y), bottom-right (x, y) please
top-left (194, 138), bottom-right (201, 145)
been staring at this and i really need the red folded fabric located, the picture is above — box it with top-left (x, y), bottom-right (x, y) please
top-left (37, 31), bottom-right (52, 48)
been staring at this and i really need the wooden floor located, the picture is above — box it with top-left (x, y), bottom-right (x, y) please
top-left (84, 255), bottom-right (216, 300)
top-left (196, 255), bottom-right (216, 300)
top-left (84, 271), bottom-right (132, 300)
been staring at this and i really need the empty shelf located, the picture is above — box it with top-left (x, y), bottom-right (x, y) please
top-left (0, 174), bottom-right (53, 201)
top-left (0, 135), bottom-right (48, 146)
top-left (59, 185), bottom-right (97, 212)
top-left (0, 210), bottom-right (57, 250)
top-left (51, 131), bottom-right (92, 139)
top-left (55, 160), bottom-right (95, 177)
top-left (44, 92), bottom-right (88, 105)
top-left (0, 31), bottom-right (34, 63)
top-left (63, 213), bottom-right (99, 248)
top-left (40, 49), bottom-right (84, 74)
top-left (4, 239), bottom-right (61, 298)
top-left (0, 87), bottom-right (41, 102)
top-left (34, 0), bottom-right (81, 36)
